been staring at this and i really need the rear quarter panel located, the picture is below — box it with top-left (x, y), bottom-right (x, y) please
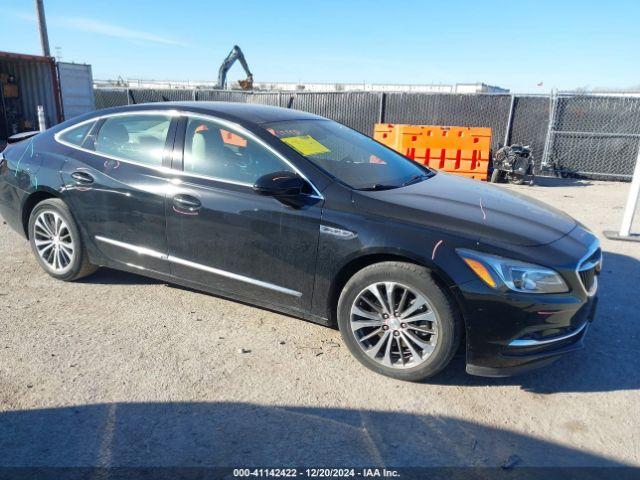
top-left (0, 133), bottom-right (69, 236)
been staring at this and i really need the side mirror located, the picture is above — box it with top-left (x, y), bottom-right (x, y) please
top-left (253, 171), bottom-right (308, 197)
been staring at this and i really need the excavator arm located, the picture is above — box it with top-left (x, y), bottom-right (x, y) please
top-left (216, 45), bottom-right (253, 90)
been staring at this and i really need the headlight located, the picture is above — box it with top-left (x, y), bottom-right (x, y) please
top-left (456, 248), bottom-right (569, 294)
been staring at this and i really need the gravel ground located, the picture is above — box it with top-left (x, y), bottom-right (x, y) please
top-left (0, 177), bottom-right (639, 469)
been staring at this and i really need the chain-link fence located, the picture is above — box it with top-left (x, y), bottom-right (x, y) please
top-left (94, 89), bottom-right (129, 109)
top-left (289, 92), bottom-right (382, 135)
top-left (542, 94), bottom-right (640, 180)
top-left (384, 93), bottom-right (513, 151)
top-left (93, 88), bottom-right (640, 180)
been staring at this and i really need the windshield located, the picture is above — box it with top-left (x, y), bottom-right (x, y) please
top-left (262, 119), bottom-right (434, 190)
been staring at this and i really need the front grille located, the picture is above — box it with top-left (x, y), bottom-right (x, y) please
top-left (583, 247), bottom-right (601, 266)
top-left (578, 247), bottom-right (601, 293)
top-left (579, 267), bottom-right (596, 292)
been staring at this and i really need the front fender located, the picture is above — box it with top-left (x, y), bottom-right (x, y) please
top-left (310, 210), bottom-right (480, 321)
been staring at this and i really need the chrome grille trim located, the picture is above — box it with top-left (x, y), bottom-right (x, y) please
top-left (576, 240), bottom-right (601, 296)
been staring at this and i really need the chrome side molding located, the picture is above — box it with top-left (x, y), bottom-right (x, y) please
top-left (95, 235), bottom-right (302, 297)
top-left (95, 236), bottom-right (166, 259)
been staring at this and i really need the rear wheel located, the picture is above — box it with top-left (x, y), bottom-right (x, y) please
top-left (28, 198), bottom-right (97, 281)
top-left (337, 262), bottom-right (461, 382)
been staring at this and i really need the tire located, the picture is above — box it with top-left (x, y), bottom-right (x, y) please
top-left (490, 169), bottom-right (503, 183)
top-left (28, 198), bottom-right (98, 281)
top-left (337, 262), bottom-right (461, 382)
top-left (507, 173), bottom-right (526, 185)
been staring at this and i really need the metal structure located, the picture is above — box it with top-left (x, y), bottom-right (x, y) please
top-left (215, 46), bottom-right (253, 90)
top-left (604, 147), bottom-right (640, 241)
top-left (93, 88), bottom-right (640, 181)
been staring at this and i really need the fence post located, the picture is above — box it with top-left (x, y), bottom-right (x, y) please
top-left (192, 88), bottom-right (197, 101)
top-left (503, 94), bottom-right (515, 146)
top-left (378, 92), bottom-right (386, 123)
top-left (541, 90), bottom-right (558, 168)
top-left (126, 88), bottom-right (131, 105)
top-left (605, 143), bottom-right (640, 241)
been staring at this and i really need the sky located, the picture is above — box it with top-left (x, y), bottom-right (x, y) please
top-left (1, 0), bottom-right (639, 93)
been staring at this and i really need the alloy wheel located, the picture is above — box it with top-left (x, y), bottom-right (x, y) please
top-left (350, 282), bottom-right (439, 369)
top-left (33, 210), bottom-right (75, 273)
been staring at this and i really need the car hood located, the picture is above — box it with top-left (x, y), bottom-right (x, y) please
top-left (357, 172), bottom-right (577, 246)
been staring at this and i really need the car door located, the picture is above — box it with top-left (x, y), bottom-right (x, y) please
top-left (58, 111), bottom-right (177, 274)
top-left (165, 114), bottom-right (324, 311)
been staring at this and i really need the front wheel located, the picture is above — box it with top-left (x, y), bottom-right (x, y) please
top-left (28, 198), bottom-right (98, 281)
top-left (337, 262), bottom-right (461, 382)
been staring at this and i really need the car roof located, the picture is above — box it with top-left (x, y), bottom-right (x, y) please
top-left (93, 101), bottom-right (325, 125)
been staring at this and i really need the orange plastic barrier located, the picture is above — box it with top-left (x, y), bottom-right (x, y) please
top-left (220, 129), bottom-right (247, 147)
top-left (374, 124), bottom-right (492, 181)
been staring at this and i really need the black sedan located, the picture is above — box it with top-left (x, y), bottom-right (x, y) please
top-left (0, 103), bottom-right (600, 381)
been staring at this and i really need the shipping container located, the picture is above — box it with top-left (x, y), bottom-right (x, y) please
top-left (57, 61), bottom-right (96, 120)
top-left (0, 51), bottom-right (61, 140)
top-left (0, 51), bottom-right (96, 142)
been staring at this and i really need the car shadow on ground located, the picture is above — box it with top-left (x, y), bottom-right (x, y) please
top-left (74, 252), bottom-right (639, 395)
top-left (0, 401), bottom-right (635, 475)
top-left (432, 251), bottom-right (640, 394)
top-left (77, 268), bottom-right (166, 285)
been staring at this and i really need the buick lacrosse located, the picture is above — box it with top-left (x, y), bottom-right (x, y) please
top-left (0, 103), bottom-right (600, 380)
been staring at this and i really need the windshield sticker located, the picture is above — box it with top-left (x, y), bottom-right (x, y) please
top-left (281, 135), bottom-right (330, 156)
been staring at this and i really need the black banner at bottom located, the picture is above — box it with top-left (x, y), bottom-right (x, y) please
top-left (0, 467), bottom-right (637, 480)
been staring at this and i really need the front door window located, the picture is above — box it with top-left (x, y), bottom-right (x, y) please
top-left (183, 118), bottom-right (293, 184)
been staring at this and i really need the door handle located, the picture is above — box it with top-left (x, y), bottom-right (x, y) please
top-left (173, 194), bottom-right (202, 212)
top-left (71, 171), bottom-right (94, 184)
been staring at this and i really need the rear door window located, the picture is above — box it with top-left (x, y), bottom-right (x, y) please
top-left (94, 114), bottom-right (171, 167)
top-left (58, 121), bottom-right (95, 146)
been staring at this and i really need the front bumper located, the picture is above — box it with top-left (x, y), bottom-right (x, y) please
top-left (447, 223), bottom-right (601, 378)
top-left (452, 234), bottom-right (600, 378)
top-left (464, 293), bottom-right (597, 377)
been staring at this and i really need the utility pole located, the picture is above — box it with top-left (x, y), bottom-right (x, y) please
top-left (34, 0), bottom-right (51, 57)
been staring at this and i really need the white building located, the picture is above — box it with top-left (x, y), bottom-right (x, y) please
top-left (94, 78), bottom-right (509, 94)
top-left (252, 81), bottom-right (508, 93)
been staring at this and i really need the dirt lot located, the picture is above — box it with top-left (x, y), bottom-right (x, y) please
top-left (0, 177), bottom-right (639, 469)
